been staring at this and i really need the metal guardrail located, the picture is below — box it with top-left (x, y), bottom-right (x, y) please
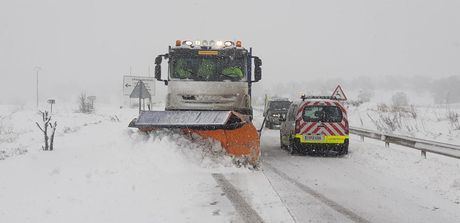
top-left (350, 127), bottom-right (460, 159)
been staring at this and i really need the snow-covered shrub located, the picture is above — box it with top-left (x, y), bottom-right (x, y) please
top-left (368, 112), bottom-right (402, 132)
top-left (35, 111), bottom-right (57, 151)
top-left (77, 93), bottom-right (96, 113)
top-left (348, 100), bottom-right (363, 107)
top-left (431, 76), bottom-right (460, 104)
top-left (446, 110), bottom-right (460, 130)
top-left (392, 92), bottom-right (409, 107)
top-left (377, 103), bottom-right (390, 112)
top-left (409, 105), bottom-right (417, 119)
top-left (357, 89), bottom-right (374, 103)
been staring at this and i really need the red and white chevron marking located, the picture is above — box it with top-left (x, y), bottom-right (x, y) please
top-left (295, 100), bottom-right (349, 136)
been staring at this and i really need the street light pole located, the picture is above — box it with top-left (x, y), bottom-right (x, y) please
top-left (34, 66), bottom-right (42, 109)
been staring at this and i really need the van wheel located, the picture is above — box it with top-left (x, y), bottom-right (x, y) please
top-left (280, 135), bottom-right (286, 149)
top-left (288, 138), bottom-right (298, 155)
top-left (338, 144), bottom-right (349, 156)
top-left (266, 122), bottom-right (272, 129)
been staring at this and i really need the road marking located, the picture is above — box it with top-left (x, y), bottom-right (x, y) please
top-left (212, 173), bottom-right (264, 223)
top-left (264, 163), bottom-right (371, 223)
top-left (262, 171), bottom-right (298, 223)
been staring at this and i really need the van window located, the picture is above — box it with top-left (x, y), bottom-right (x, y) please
top-left (303, 106), bottom-right (342, 122)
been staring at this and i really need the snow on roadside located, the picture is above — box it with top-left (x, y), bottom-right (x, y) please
top-left (348, 102), bottom-right (460, 144)
top-left (0, 104), bottom-right (248, 222)
top-left (350, 135), bottom-right (460, 205)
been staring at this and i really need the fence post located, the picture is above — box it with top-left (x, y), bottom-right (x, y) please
top-left (421, 150), bottom-right (427, 159)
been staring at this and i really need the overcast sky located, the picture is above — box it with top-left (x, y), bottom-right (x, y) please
top-left (1, 0), bottom-right (459, 104)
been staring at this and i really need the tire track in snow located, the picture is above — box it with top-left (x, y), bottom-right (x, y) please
top-left (263, 163), bottom-right (370, 223)
top-left (212, 173), bottom-right (264, 223)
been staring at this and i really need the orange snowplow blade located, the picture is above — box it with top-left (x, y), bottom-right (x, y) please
top-left (130, 110), bottom-right (260, 165)
top-left (189, 122), bottom-right (260, 164)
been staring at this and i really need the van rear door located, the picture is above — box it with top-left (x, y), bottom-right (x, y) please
top-left (297, 102), bottom-right (346, 142)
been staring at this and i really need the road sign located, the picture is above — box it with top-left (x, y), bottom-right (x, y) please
top-left (130, 81), bottom-right (151, 99)
top-left (123, 75), bottom-right (155, 97)
top-left (331, 85), bottom-right (347, 100)
top-left (47, 99), bottom-right (56, 113)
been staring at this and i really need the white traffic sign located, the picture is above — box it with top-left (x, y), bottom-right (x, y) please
top-left (123, 75), bottom-right (155, 97)
top-left (331, 85), bottom-right (347, 100)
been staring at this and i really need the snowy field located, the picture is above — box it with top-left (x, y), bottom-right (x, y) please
top-left (348, 102), bottom-right (460, 144)
top-left (0, 104), bottom-right (292, 223)
top-left (0, 103), bottom-right (459, 222)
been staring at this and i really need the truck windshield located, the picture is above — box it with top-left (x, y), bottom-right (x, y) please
top-left (303, 106), bottom-right (343, 122)
top-left (170, 56), bottom-right (246, 81)
top-left (269, 101), bottom-right (291, 110)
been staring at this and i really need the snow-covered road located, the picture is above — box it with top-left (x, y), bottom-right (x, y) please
top-left (261, 128), bottom-right (460, 223)
top-left (1, 105), bottom-right (459, 222)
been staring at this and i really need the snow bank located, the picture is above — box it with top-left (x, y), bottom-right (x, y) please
top-left (350, 135), bottom-right (460, 205)
top-left (0, 104), bottom-right (249, 222)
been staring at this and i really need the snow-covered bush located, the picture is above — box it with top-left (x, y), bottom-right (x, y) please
top-left (35, 111), bottom-right (57, 151)
top-left (431, 76), bottom-right (460, 104)
top-left (78, 93), bottom-right (93, 113)
top-left (446, 110), bottom-right (460, 130)
top-left (367, 112), bottom-right (402, 132)
top-left (357, 89), bottom-right (374, 103)
top-left (392, 92), bottom-right (409, 107)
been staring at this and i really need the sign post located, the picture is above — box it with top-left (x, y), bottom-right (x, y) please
top-left (123, 75), bottom-right (155, 108)
top-left (130, 80), bottom-right (151, 114)
top-left (87, 96), bottom-right (96, 110)
top-left (47, 99), bottom-right (55, 113)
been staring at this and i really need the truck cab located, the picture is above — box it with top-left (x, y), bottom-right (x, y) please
top-left (154, 40), bottom-right (262, 118)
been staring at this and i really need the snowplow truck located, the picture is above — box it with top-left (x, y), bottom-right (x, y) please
top-left (129, 40), bottom-right (262, 165)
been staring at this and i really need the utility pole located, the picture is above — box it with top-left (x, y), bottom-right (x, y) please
top-left (34, 66), bottom-right (42, 109)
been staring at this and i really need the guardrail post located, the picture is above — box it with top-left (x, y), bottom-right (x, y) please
top-left (421, 150), bottom-right (427, 159)
top-left (360, 135), bottom-right (364, 142)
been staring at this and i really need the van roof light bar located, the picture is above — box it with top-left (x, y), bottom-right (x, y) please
top-left (301, 95), bottom-right (339, 101)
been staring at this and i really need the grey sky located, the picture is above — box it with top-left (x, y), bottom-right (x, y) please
top-left (1, 0), bottom-right (459, 103)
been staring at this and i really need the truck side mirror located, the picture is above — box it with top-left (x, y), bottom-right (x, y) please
top-left (253, 56), bottom-right (262, 82)
top-left (155, 65), bottom-right (161, 80)
top-left (155, 55), bottom-right (162, 65)
top-left (154, 55), bottom-right (168, 85)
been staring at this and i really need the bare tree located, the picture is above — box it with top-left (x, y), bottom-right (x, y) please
top-left (78, 93), bottom-right (96, 113)
top-left (35, 111), bottom-right (57, 151)
top-left (78, 92), bottom-right (90, 113)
